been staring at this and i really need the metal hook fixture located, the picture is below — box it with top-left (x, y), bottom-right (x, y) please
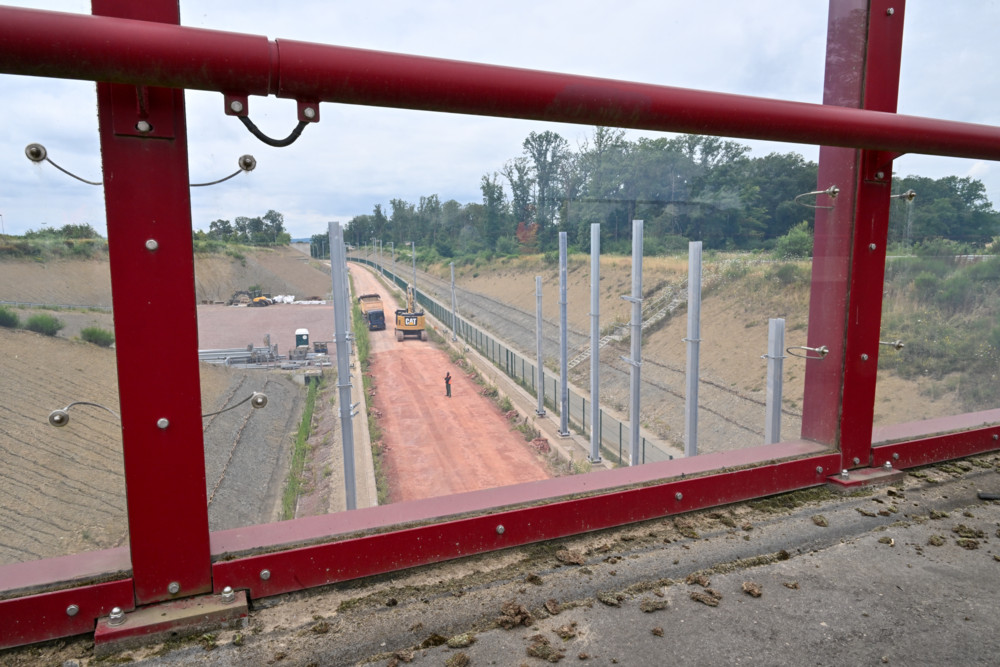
top-left (890, 189), bottom-right (917, 201)
top-left (793, 185), bottom-right (840, 210)
top-left (49, 392), bottom-right (266, 427)
top-left (190, 155), bottom-right (257, 187)
top-left (25, 143), bottom-right (102, 185)
top-left (201, 391), bottom-right (268, 418)
top-left (26, 143), bottom-right (257, 188)
top-left (48, 401), bottom-right (120, 427)
top-left (879, 339), bottom-right (905, 351)
top-left (786, 344), bottom-right (829, 360)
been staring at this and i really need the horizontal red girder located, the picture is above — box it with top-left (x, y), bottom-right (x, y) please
top-left (2, 6), bottom-right (1000, 161)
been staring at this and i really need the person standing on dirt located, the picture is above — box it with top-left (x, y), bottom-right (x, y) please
top-left (445, 371), bottom-right (452, 398)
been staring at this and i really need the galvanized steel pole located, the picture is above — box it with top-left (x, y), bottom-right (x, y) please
top-left (450, 262), bottom-right (458, 341)
top-left (411, 241), bottom-right (417, 294)
top-left (559, 232), bottom-right (570, 436)
top-left (684, 241), bottom-right (702, 458)
top-left (627, 220), bottom-right (643, 465)
top-left (765, 318), bottom-right (786, 445)
top-left (589, 223), bottom-right (602, 463)
top-left (329, 221), bottom-right (356, 510)
top-left (535, 276), bottom-right (545, 416)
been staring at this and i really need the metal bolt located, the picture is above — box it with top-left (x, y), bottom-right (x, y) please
top-left (167, 581), bottom-right (180, 595)
top-left (884, 461), bottom-right (892, 469)
top-left (840, 469), bottom-right (850, 479)
top-left (157, 418), bottom-right (169, 429)
top-left (675, 492), bottom-right (683, 501)
top-left (251, 392), bottom-right (268, 409)
top-left (869, 243), bottom-right (877, 251)
top-left (861, 353), bottom-right (869, 361)
top-left (496, 525), bottom-right (505, 535)
top-left (221, 586), bottom-right (235, 604)
top-left (816, 466), bottom-right (824, 475)
top-left (145, 239), bottom-right (159, 252)
top-left (260, 569), bottom-right (271, 581)
top-left (25, 143), bottom-right (47, 162)
top-left (108, 607), bottom-right (126, 626)
top-left (886, 7), bottom-right (895, 15)
top-left (993, 434), bottom-right (999, 441)
top-left (853, 457), bottom-right (861, 466)
top-left (303, 107), bottom-right (316, 119)
top-left (48, 410), bottom-right (69, 427)
top-left (230, 100), bottom-right (244, 113)
top-left (66, 604), bottom-right (79, 617)
top-left (135, 120), bottom-right (152, 133)
top-left (892, 452), bottom-right (900, 461)
top-left (875, 171), bottom-right (885, 180)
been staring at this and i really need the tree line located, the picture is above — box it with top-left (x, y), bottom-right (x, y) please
top-left (194, 209), bottom-right (290, 246)
top-left (340, 129), bottom-right (1000, 258)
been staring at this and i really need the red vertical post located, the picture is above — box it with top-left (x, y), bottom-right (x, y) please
top-left (93, 0), bottom-right (212, 604)
top-left (802, 0), bottom-right (905, 468)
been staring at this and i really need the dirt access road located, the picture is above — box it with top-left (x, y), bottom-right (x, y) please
top-left (350, 265), bottom-right (552, 502)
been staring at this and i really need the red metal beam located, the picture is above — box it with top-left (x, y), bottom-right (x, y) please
top-left (2, 5), bottom-right (1000, 160)
top-left (802, 0), bottom-right (904, 465)
top-left (0, 579), bottom-right (134, 650)
top-left (93, 0), bottom-right (213, 606)
top-left (213, 452), bottom-right (842, 599)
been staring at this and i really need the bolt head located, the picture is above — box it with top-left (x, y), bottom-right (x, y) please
top-left (852, 457), bottom-right (861, 465)
top-left (994, 434), bottom-right (999, 441)
top-left (108, 607), bottom-right (126, 626)
top-left (303, 107), bottom-right (316, 119)
top-left (238, 154), bottom-right (257, 172)
top-left (25, 143), bottom-right (47, 162)
top-left (145, 239), bottom-right (159, 252)
top-left (229, 100), bottom-right (244, 113)
top-left (886, 7), bottom-right (895, 15)
top-left (869, 243), bottom-right (877, 251)
top-left (496, 525), bottom-right (505, 535)
top-left (875, 171), bottom-right (885, 180)
top-left (135, 120), bottom-right (153, 133)
top-left (260, 569), bottom-right (271, 581)
top-left (221, 586), bottom-right (236, 604)
top-left (892, 452), bottom-right (900, 460)
top-left (861, 353), bottom-right (869, 361)
top-left (48, 410), bottom-right (69, 427)
top-left (167, 581), bottom-right (180, 595)
top-left (816, 466), bottom-right (824, 475)
top-left (66, 604), bottom-right (79, 617)
top-left (251, 392), bottom-right (268, 409)
top-left (841, 469), bottom-right (850, 478)
top-left (883, 461), bottom-right (892, 469)
top-left (675, 492), bottom-right (683, 501)
top-left (157, 418), bottom-right (169, 429)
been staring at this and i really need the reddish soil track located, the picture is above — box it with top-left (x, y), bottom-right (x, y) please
top-left (350, 265), bottom-right (551, 503)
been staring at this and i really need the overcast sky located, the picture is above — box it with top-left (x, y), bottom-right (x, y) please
top-left (2, 1), bottom-right (1000, 240)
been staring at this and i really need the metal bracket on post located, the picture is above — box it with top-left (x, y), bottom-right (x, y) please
top-left (862, 151), bottom-right (902, 183)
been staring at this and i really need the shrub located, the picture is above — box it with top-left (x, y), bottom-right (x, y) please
top-left (25, 313), bottom-right (64, 336)
top-left (767, 263), bottom-right (809, 286)
top-left (774, 221), bottom-right (813, 258)
top-left (0, 306), bottom-right (19, 328)
top-left (80, 326), bottom-right (115, 347)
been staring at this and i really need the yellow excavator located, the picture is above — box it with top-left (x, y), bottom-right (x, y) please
top-left (394, 285), bottom-right (427, 342)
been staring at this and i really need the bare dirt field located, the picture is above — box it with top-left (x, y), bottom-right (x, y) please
top-left (351, 264), bottom-right (552, 502)
top-left (0, 247), bottom-right (334, 565)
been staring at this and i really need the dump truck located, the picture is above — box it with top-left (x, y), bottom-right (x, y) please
top-left (394, 285), bottom-right (427, 342)
top-left (358, 293), bottom-right (386, 331)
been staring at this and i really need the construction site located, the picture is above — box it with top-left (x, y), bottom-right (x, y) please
top-left (3, 2), bottom-right (1000, 665)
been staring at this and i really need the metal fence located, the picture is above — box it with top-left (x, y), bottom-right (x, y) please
top-left (349, 257), bottom-right (670, 465)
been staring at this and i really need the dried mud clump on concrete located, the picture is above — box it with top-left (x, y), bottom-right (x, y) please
top-left (526, 634), bottom-right (566, 663)
top-left (555, 548), bottom-right (586, 565)
top-left (812, 514), bottom-right (829, 527)
top-left (690, 588), bottom-right (723, 607)
top-left (742, 581), bottom-right (763, 598)
top-left (497, 601), bottom-right (534, 629)
top-left (639, 597), bottom-right (669, 612)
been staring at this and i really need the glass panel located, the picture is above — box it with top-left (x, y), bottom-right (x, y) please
top-left (0, 121), bottom-right (126, 565)
top-left (875, 154), bottom-right (1000, 428)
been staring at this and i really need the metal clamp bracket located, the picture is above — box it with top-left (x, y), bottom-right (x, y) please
top-left (786, 344), bottom-right (829, 360)
top-left (793, 185), bottom-right (839, 209)
top-left (879, 339), bottom-right (905, 350)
